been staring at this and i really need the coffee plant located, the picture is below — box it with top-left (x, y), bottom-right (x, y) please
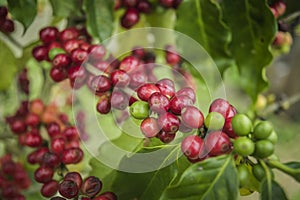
top-left (0, 0), bottom-right (300, 199)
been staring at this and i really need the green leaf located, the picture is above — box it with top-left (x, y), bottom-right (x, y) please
top-left (83, 0), bottom-right (114, 42)
top-left (49, 0), bottom-right (82, 18)
top-left (175, 0), bottom-right (234, 73)
top-left (0, 40), bottom-right (17, 91)
top-left (220, 0), bottom-right (277, 101)
top-left (261, 180), bottom-right (288, 200)
top-left (7, 0), bottom-right (37, 29)
top-left (161, 155), bottom-right (239, 200)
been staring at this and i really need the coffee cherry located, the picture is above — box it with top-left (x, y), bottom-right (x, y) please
top-left (155, 78), bottom-right (175, 98)
top-left (148, 92), bottom-right (170, 114)
top-left (88, 45), bottom-right (106, 61)
top-left (129, 70), bottom-right (147, 89)
top-left (34, 166), bottom-right (54, 183)
top-left (30, 99), bottom-right (44, 115)
top-left (119, 56), bottom-right (140, 73)
top-left (231, 114), bottom-right (252, 136)
top-left (159, 0), bottom-right (174, 8)
top-left (157, 131), bottom-right (176, 143)
top-left (71, 48), bottom-right (88, 63)
top-left (50, 66), bottom-right (68, 82)
top-left (253, 121), bottom-right (273, 140)
top-left (204, 111), bottom-right (225, 130)
top-left (64, 172), bottom-right (83, 188)
top-left (137, 0), bottom-right (152, 13)
top-left (233, 137), bottom-right (255, 156)
top-left (209, 98), bottom-right (231, 118)
top-left (25, 113), bottom-right (40, 127)
top-left (32, 45), bottom-right (49, 61)
top-left (1, 19), bottom-right (14, 33)
top-left (90, 75), bottom-right (112, 93)
top-left (166, 51), bottom-right (181, 66)
top-left (130, 101), bottom-right (149, 119)
top-left (96, 94), bottom-right (111, 114)
top-left (68, 65), bottom-right (87, 89)
top-left (59, 180), bottom-right (79, 199)
top-left (110, 90), bottom-right (129, 110)
top-left (252, 164), bottom-right (265, 181)
top-left (42, 152), bottom-right (60, 168)
top-left (51, 137), bottom-right (66, 154)
top-left (62, 147), bottom-right (83, 164)
top-left (254, 140), bottom-right (274, 158)
top-left (27, 147), bottom-right (49, 164)
top-left (39, 27), bottom-right (59, 44)
top-left (25, 132), bottom-right (42, 147)
top-left (81, 176), bottom-right (102, 197)
top-left (41, 180), bottom-right (59, 197)
top-left (237, 165), bottom-right (250, 187)
top-left (181, 135), bottom-right (205, 159)
top-left (273, 0), bottom-right (286, 16)
top-left (176, 87), bottom-right (196, 103)
top-left (63, 126), bottom-right (79, 141)
top-left (98, 191), bottom-right (118, 200)
top-left (158, 112), bottom-right (180, 133)
top-left (47, 122), bottom-right (61, 138)
top-left (205, 131), bottom-right (232, 156)
top-left (140, 117), bottom-right (160, 138)
top-left (52, 54), bottom-right (71, 68)
top-left (59, 27), bottom-right (80, 41)
top-left (110, 70), bottom-right (130, 87)
top-left (267, 131), bottom-right (278, 144)
top-left (0, 6), bottom-right (8, 18)
top-left (170, 95), bottom-right (193, 115)
top-left (181, 106), bottom-right (204, 129)
top-left (121, 8), bottom-right (140, 29)
top-left (137, 83), bottom-right (161, 101)
top-left (222, 117), bottom-right (237, 138)
top-left (10, 119), bottom-right (26, 134)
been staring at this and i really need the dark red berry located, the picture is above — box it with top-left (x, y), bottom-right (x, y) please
top-left (123, 0), bottom-right (138, 7)
top-left (205, 131), bottom-right (232, 156)
top-left (156, 78), bottom-right (175, 98)
top-left (159, 0), bottom-right (174, 8)
top-left (67, 65), bottom-right (87, 89)
top-left (170, 95), bottom-right (193, 115)
top-left (181, 106), bottom-right (204, 129)
top-left (129, 70), bottom-right (147, 89)
top-left (32, 45), bottom-right (49, 61)
top-left (88, 45), bottom-right (106, 61)
top-left (34, 166), bottom-right (54, 183)
top-left (51, 137), bottom-right (65, 154)
top-left (172, 0), bottom-right (182, 8)
top-left (64, 172), bottom-right (82, 188)
top-left (176, 87), bottom-right (196, 103)
top-left (62, 148), bottom-right (83, 164)
top-left (137, 83), bottom-right (160, 101)
top-left (119, 56), bottom-right (140, 73)
top-left (41, 180), bottom-right (59, 197)
top-left (41, 152), bottom-right (60, 168)
top-left (99, 191), bottom-right (118, 200)
top-left (140, 117), bottom-right (160, 138)
top-left (10, 119), bottom-right (26, 134)
top-left (59, 27), bottom-right (80, 41)
top-left (81, 176), bottom-right (102, 197)
top-left (148, 92), bottom-right (170, 113)
top-left (158, 112), bottom-right (180, 133)
top-left (166, 52), bottom-right (180, 65)
top-left (227, 105), bottom-right (237, 118)
top-left (121, 8), bottom-right (140, 29)
top-left (59, 180), bottom-right (79, 199)
top-left (0, 6), bottom-right (8, 18)
top-left (223, 117), bottom-right (237, 138)
top-left (209, 98), bottom-right (231, 119)
top-left (157, 131), bottom-right (176, 143)
top-left (96, 94), bottom-right (111, 114)
top-left (137, 0), bottom-right (152, 13)
top-left (50, 66), bottom-right (68, 82)
top-left (1, 19), bottom-right (14, 33)
top-left (63, 126), bottom-right (79, 141)
top-left (110, 90), bottom-right (129, 110)
top-left (25, 113), bottom-right (39, 127)
top-left (63, 39), bottom-right (80, 53)
top-left (47, 122), bottom-right (61, 138)
top-left (39, 27), bottom-right (59, 44)
top-left (71, 48), bottom-right (88, 63)
top-left (132, 47), bottom-right (146, 59)
top-left (52, 54), bottom-right (71, 68)
top-left (27, 147), bottom-right (49, 164)
top-left (181, 135), bottom-right (205, 159)
top-left (90, 75), bottom-right (112, 93)
top-left (110, 70), bottom-right (130, 87)
top-left (2, 160), bottom-right (16, 174)
top-left (25, 132), bottom-right (42, 147)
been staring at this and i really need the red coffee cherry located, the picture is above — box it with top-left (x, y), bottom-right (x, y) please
top-left (51, 137), bottom-right (66, 154)
top-left (59, 27), bottom-right (80, 41)
top-left (110, 70), bottom-right (131, 87)
top-left (181, 106), bottom-right (204, 129)
top-left (140, 117), bottom-right (160, 138)
top-left (96, 94), bottom-right (111, 114)
top-left (137, 83), bottom-right (161, 101)
top-left (39, 26), bottom-right (59, 44)
top-left (41, 180), bottom-right (59, 198)
top-left (34, 166), bottom-right (54, 183)
top-left (170, 95), bottom-right (193, 115)
top-left (205, 131), bottom-right (232, 156)
top-left (119, 56), bottom-right (140, 73)
top-left (121, 8), bottom-right (140, 29)
top-left (155, 78), bottom-right (175, 98)
top-left (81, 176), bottom-right (102, 197)
top-left (62, 148), bottom-right (83, 164)
top-left (157, 112), bottom-right (180, 133)
top-left (181, 135), bottom-right (205, 159)
top-left (32, 45), bottom-right (49, 61)
top-left (157, 131), bottom-right (176, 143)
top-left (64, 172), bottom-right (83, 188)
top-left (59, 180), bottom-right (79, 199)
top-left (50, 66), bottom-right (68, 82)
top-left (176, 87), bottom-right (196, 103)
top-left (209, 98), bottom-right (231, 119)
top-left (110, 90), bottom-right (129, 110)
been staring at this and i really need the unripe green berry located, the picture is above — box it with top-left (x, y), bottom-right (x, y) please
top-left (48, 48), bottom-right (66, 60)
top-left (204, 112), bottom-right (225, 130)
top-left (266, 131), bottom-right (278, 144)
top-left (231, 114), bottom-right (253, 136)
top-left (254, 140), bottom-right (274, 158)
top-left (233, 137), bottom-right (255, 156)
top-left (130, 101), bottom-right (149, 119)
top-left (253, 121), bottom-right (273, 140)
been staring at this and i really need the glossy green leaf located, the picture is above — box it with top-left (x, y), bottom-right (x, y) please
top-left (261, 180), bottom-right (288, 200)
top-left (7, 0), bottom-right (37, 29)
top-left (220, 0), bottom-right (277, 101)
top-left (0, 40), bottom-right (17, 90)
top-left (161, 155), bottom-right (238, 200)
top-left (50, 0), bottom-right (82, 18)
top-left (175, 0), bottom-right (234, 73)
top-left (83, 0), bottom-right (114, 42)
top-left (279, 161), bottom-right (300, 182)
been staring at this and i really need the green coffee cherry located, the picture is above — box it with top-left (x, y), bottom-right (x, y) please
top-left (130, 101), bottom-right (149, 119)
top-left (266, 131), bottom-right (278, 144)
top-left (253, 121), bottom-right (273, 140)
top-left (237, 165), bottom-right (250, 187)
top-left (232, 114), bottom-right (253, 136)
top-left (254, 140), bottom-right (274, 158)
top-left (204, 112), bottom-right (225, 130)
top-left (252, 164), bottom-right (265, 181)
top-left (233, 137), bottom-right (255, 156)
top-left (48, 48), bottom-right (66, 60)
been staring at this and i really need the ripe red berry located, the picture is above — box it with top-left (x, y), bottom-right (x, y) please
top-left (110, 70), bottom-right (131, 87)
top-left (176, 87), bottom-right (196, 103)
top-left (158, 112), bottom-right (180, 133)
top-left (209, 98), bottom-right (231, 118)
top-left (148, 92), bottom-right (170, 113)
top-left (0, 6), bottom-right (8, 18)
top-left (41, 180), bottom-right (59, 197)
top-left (119, 56), bottom-right (140, 73)
top-left (47, 122), bottom-right (61, 138)
top-left (64, 172), bottom-right (83, 188)
top-left (52, 54), bottom-right (71, 68)
top-left (39, 27), bottom-right (59, 44)
top-left (98, 191), bottom-right (118, 200)
top-left (81, 176), bottom-right (102, 197)
top-left (51, 137), bottom-right (66, 154)
top-left (59, 27), bottom-right (80, 41)
top-left (67, 65), bottom-right (87, 89)
top-left (90, 75), bottom-right (112, 93)
top-left (1, 19), bottom-right (14, 33)
top-left (41, 152), bottom-right (61, 168)
top-left (27, 147), bottom-right (49, 164)
top-left (25, 132), bottom-right (43, 147)
top-left (222, 117), bottom-right (237, 138)
top-left (170, 95), bottom-right (193, 115)
top-left (59, 180), bottom-right (79, 199)
top-left (157, 131), bottom-right (176, 143)
top-left (129, 70), bottom-right (147, 89)
top-left (34, 166), bottom-right (54, 183)
top-left (10, 119), bottom-right (27, 134)
top-left (123, 0), bottom-right (138, 7)
top-left (50, 66), bottom-right (68, 82)
top-left (110, 90), bottom-right (129, 110)
top-left (137, 83), bottom-right (161, 101)
top-left (181, 135), bottom-right (205, 159)
top-left (159, 0), bottom-right (174, 8)
top-left (63, 126), bottom-right (79, 141)
top-left (156, 78), bottom-right (175, 98)
top-left (205, 131), bottom-right (232, 156)
top-left (88, 45), bottom-right (106, 61)
top-left (71, 48), bottom-right (88, 64)
top-left (62, 148), bottom-right (83, 164)
top-left (25, 113), bottom-right (40, 127)
top-left (121, 8), bottom-right (140, 29)
top-left (96, 94), bottom-right (111, 114)
top-left (181, 106), bottom-right (204, 129)
top-left (140, 117), bottom-right (160, 138)
top-left (137, 0), bottom-right (152, 13)
top-left (63, 39), bottom-right (80, 53)
top-left (32, 45), bottom-right (49, 61)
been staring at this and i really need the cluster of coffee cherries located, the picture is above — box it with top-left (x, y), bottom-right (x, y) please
top-left (17, 68), bottom-right (30, 95)
top-left (0, 154), bottom-right (31, 200)
top-left (48, 172), bottom-right (117, 200)
top-left (0, 6), bottom-right (14, 33)
top-left (181, 98), bottom-right (237, 163)
top-left (115, 0), bottom-right (182, 29)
